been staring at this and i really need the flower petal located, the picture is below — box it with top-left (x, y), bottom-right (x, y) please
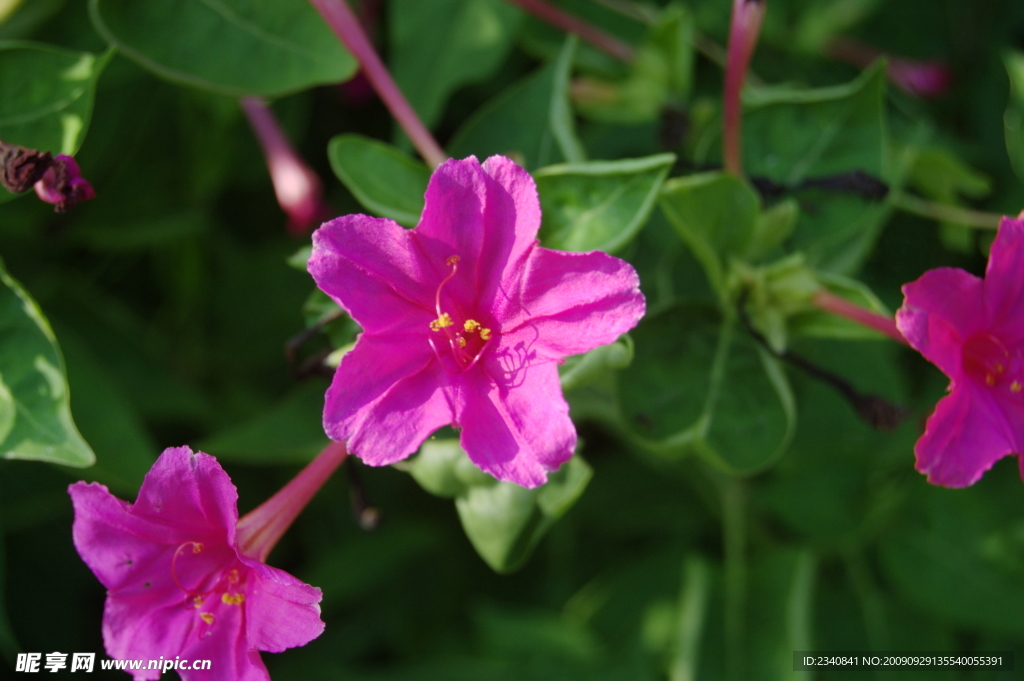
top-left (241, 559), bottom-right (324, 653)
top-left (101, 585), bottom-right (196, 678)
top-left (457, 361), bottom-right (576, 488)
top-left (985, 216), bottom-right (1024, 341)
top-left (915, 385), bottom-right (1016, 487)
top-left (325, 334), bottom-right (453, 466)
top-left (131, 447), bottom-right (239, 545)
top-left (309, 214), bottom-right (436, 334)
top-left (70, 482), bottom-right (179, 590)
top-left (500, 248), bottom-right (645, 359)
top-left (179, 600), bottom-right (269, 681)
top-left (415, 156), bottom-right (541, 314)
top-left (897, 267), bottom-right (985, 378)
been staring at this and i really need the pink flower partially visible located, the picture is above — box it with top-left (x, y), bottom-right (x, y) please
top-left (896, 214), bottom-right (1024, 487)
top-left (33, 154), bottom-right (95, 212)
top-left (887, 57), bottom-right (951, 98)
top-left (240, 98), bottom-right (331, 235)
top-left (308, 155), bottom-right (645, 488)
top-left (69, 445), bottom-right (335, 680)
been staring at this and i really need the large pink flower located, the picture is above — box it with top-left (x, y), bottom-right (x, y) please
top-left (308, 155), bottom-right (645, 488)
top-left (896, 214), bottom-right (1024, 487)
top-left (69, 446), bottom-right (329, 680)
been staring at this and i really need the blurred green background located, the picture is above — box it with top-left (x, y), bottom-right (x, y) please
top-left (2, 0), bottom-right (1024, 679)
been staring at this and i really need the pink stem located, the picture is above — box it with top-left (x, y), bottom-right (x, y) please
top-left (723, 0), bottom-right (766, 176)
top-left (236, 441), bottom-right (348, 562)
top-left (240, 97), bottom-right (328, 235)
top-left (503, 0), bottom-right (635, 63)
top-left (308, 0), bottom-right (447, 168)
top-left (812, 290), bottom-right (908, 346)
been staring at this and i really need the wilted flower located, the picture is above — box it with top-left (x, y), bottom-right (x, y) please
top-left (308, 155), bottom-right (645, 488)
top-left (896, 214), bottom-right (1024, 486)
top-left (33, 154), bottom-right (96, 212)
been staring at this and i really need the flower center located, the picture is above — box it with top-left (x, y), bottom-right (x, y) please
top-left (170, 541), bottom-right (248, 637)
top-left (962, 333), bottom-right (1024, 397)
top-left (428, 255), bottom-right (495, 372)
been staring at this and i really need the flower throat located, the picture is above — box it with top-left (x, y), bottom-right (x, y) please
top-left (428, 255), bottom-right (493, 373)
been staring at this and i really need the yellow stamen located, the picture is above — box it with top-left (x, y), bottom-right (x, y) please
top-left (464, 319), bottom-right (480, 333)
top-left (221, 593), bottom-right (245, 606)
top-left (192, 596), bottom-right (204, 608)
top-left (192, 543), bottom-right (204, 554)
top-left (1012, 381), bottom-right (1022, 393)
top-left (446, 255), bottom-right (460, 266)
top-left (987, 373), bottom-right (996, 387)
top-left (227, 569), bottom-right (239, 585)
top-left (429, 313), bottom-right (453, 331)
top-left (458, 337), bottom-right (467, 348)
top-left (479, 328), bottom-right (492, 341)
top-left (995, 362), bottom-right (1006, 374)
top-left (200, 613), bottom-right (214, 625)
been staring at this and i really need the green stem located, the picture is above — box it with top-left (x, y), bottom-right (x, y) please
top-left (891, 192), bottom-right (1002, 229)
top-left (720, 476), bottom-right (746, 681)
top-left (670, 556), bottom-right (711, 681)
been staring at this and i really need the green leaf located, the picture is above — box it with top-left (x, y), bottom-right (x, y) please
top-left (57, 330), bottom-right (156, 494)
top-left (0, 41), bottom-right (111, 203)
top-left (448, 35), bottom-right (582, 169)
top-left (535, 153), bottom-right (675, 253)
top-left (573, 3), bottom-right (695, 124)
top-left (327, 133), bottom-right (430, 227)
top-left (880, 480), bottom-right (1024, 637)
top-left (88, 0), bottom-right (357, 97)
top-left (659, 172), bottom-right (760, 298)
top-left (619, 303), bottom-right (795, 474)
top-left (198, 381), bottom-right (329, 465)
top-left (405, 440), bottom-right (593, 573)
top-left (745, 198), bottom-right (798, 262)
top-left (0, 0), bottom-right (64, 41)
top-left (742, 62), bottom-right (889, 273)
top-left (905, 145), bottom-right (991, 253)
top-left (747, 549), bottom-right (818, 680)
top-left (0, 258), bottom-right (93, 467)
top-left (559, 335), bottom-right (634, 393)
top-left (391, 0), bottom-right (522, 129)
top-left (1004, 52), bottom-right (1024, 186)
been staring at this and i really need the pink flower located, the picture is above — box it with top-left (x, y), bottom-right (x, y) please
top-left (69, 445), bottom-right (341, 680)
top-left (33, 154), bottom-right (95, 212)
top-left (308, 155), bottom-right (645, 488)
top-left (887, 58), bottom-right (951, 98)
top-left (240, 98), bottom-right (331, 235)
top-left (896, 215), bottom-right (1024, 487)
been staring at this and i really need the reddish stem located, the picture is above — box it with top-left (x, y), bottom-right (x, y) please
top-left (504, 0), bottom-right (635, 63)
top-left (723, 0), bottom-right (766, 176)
top-left (236, 441), bottom-right (348, 562)
top-left (308, 0), bottom-right (447, 168)
top-left (812, 290), bottom-right (908, 346)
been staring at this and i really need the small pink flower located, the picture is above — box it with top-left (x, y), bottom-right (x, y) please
top-left (887, 58), bottom-right (951, 98)
top-left (69, 445), bottom-right (335, 680)
top-left (240, 98), bottom-right (331, 235)
top-left (308, 155), bottom-right (645, 488)
top-left (33, 154), bottom-right (95, 212)
top-left (896, 214), bottom-right (1024, 487)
